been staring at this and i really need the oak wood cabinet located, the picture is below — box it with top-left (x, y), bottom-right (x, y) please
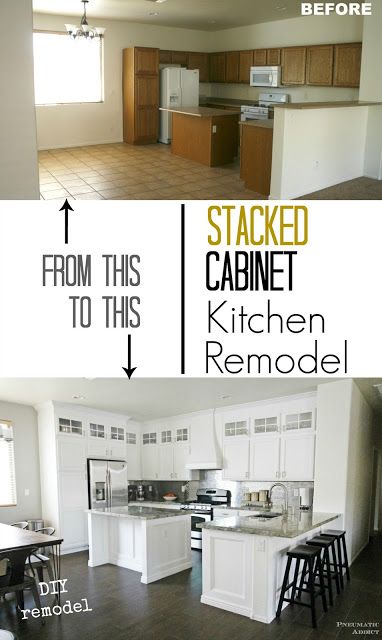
top-left (171, 50), bottom-right (189, 66)
top-left (239, 50), bottom-right (254, 83)
top-left (188, 52), bottom-right (209, 82)
top-left (123, 47), bottom-right (159, 145)
top-left (159, 50), bottom-right (172, 64)
top-left (306, 45), bottom-right (334, 85)
top-left (281, 46), bottom-right (307, 85)
top-left (209, 52), bottom-right (226, 83)
top-left (267, 48), bottom-right (281, 65)
top-left (225, 51), bottom-right (240, 83)
top-left (253, 49), bottom-right (267, 65)
top-left (333, 43), bottom-right (362, 88)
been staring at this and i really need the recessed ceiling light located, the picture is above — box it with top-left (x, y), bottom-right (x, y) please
top-left (72, 394), bottom-right (86, 400)
top-left (149, 11), bottom-right (159, 15)
top-left (275, 4), bottom-right (287, 10)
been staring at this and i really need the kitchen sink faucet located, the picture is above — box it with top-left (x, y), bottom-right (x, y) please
top-left (269, 483), bottom-right (288, 515)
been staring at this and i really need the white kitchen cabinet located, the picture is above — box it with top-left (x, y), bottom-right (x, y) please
top-left (159, 443), bottom-right (174, 480)
top-left (173, 443), bottom-right (193, 479)
top-left (280, 433), bottom-right (315, 481)
top-left (126, 430), bottom-right (141, 479)
top-left (142, 444), bottom-right (159, 480)
top-left (58, 437), bottom-right (86, 471)
top-left (251, 436), bottom-right (280, 481)
top-left (222, 440), bottom-right (250, 480)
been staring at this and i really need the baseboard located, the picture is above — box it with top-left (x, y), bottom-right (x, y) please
top-left (141, 560), bottom-right (192, 584)
top-left (61, 544), bottom-right (88, 555)
top-left (350, 540), bottom-right (369, 565)
top-left (200, 595), bottom-right (252, 619)
top-left (38, 139), bottom-right (123, 151)
top-left (109, 553), bottom-right (142, 573)
top-left (363, 172), bottom-right (382, 181)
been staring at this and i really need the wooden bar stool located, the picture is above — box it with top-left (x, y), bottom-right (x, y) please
top-left (320, 529), bottom-right (350, 589)
top-left (276, 544), bottom-right (327, 629)
top-left (306, 536), bottom-right (341, 605)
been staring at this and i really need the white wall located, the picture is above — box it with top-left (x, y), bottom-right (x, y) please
top-left (270, 105), bottom-right (369, 199)
top-left (359, 2), bottom-right (382, 179)
top-left (33, 13), bottom-right (210, 149)
top-left (0, 0), bottom-right (39, 199)
top-left (0, 401), bottom-right (41, 524)
top-left (314, 380), bottom-right (374, 562)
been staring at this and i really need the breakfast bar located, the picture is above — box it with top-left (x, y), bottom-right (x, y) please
top-left (160, 106), bottom-right (240, 166)
top-left (87, 506), bottom-right (191, 583)
top-left (199, 511), bottom-right (340, 623)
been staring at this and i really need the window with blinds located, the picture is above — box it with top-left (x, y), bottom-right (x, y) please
top-left (0, 420), bottom-right (17, 507)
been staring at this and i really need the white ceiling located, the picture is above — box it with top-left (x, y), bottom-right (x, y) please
top-left (32, 0), bottom-right (307, 31)
top-left (0, 378), bottom-right (381, 421)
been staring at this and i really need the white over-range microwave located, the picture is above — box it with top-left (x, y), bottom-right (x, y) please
top-left (250, 66), bottom-right (281, 87)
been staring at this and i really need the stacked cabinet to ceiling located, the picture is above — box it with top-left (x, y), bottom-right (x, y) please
top-left (221, 393), bottom-right (316, 482)
top-left (123, 47), bottom-right (159, 144)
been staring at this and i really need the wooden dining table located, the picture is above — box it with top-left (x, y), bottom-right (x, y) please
top-left (0, 523), bottom-right (63, 608)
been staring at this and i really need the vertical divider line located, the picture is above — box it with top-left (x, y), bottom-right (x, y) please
top-left (181, 203), bottom-right (185, 374)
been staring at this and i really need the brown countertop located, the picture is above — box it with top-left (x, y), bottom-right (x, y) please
top-left (201, 98), bottom-right (255, 108)
top-left (275, 101), bottom-right (382, 110)
top-left (160, 106), bottom-right (240, 118)
top-left (240, 119), bottom-right (274, 129)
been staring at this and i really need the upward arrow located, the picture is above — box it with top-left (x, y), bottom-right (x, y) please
top-left (59, 199), bottom-right (74, 244)
top-left (122, 334), bottom-right (137, 379)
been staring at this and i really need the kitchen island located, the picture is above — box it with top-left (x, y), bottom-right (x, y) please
top-left (199, 511), bottom-right (340, 623)
top-left (160, 106), bottom-right (239, 167)
top-left (87, 506), bottom-right (191, 583)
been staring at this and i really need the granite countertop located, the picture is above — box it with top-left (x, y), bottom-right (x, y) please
top-left (239, 120), bottom-right (274, 129)
top-left (275, 101), bottom-right (382, 110)
top-left (159, 106), bottom-right (240, 118)
top-left (87, 506), bottom-right (188, 520)
top-left (198, 512), bottom-right (339, 538)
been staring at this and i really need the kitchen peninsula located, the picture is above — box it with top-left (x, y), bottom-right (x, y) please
top-left (160, 106), bottom-right (240, 166)
top-left (199, 511), bottom-right (340, 623)
top-left (87, 506), bottom-right (191, 583)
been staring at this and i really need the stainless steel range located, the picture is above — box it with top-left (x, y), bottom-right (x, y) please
top-left (181, 488), bottom-right (231, 550)
top-left (240, 91), bottom-right (290, 122)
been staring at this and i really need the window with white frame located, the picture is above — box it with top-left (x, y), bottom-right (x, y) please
top-left (33, 31), bottom-right (103, 105)
top-left (0, 421), bottom-right (17, 507)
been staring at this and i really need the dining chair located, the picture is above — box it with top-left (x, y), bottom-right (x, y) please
top-left (0, 553), bottom-right (43, 623)
top-left (10, 522), bottom-right (28, 530)
top-left (27, 527), bottom-right (55, 582)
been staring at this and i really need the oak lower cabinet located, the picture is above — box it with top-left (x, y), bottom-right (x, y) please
top-left (222, 439), bottom-right (250, 480)
top-left (281, 46), bottom-right (307, 85)
top-left (280, 433), bottom-right (315, 481)
top-left (188, 52), bottom-right (209, 82)
top-left (251, 436), bottom-right (280, 481)
top-left (306, 45), bottom-right (334, 86)
top-left (123, 47), bottom-right (159, 144)
top-left (333, 43), bottom-right (362, 88)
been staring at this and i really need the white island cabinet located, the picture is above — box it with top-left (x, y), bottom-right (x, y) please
top-left (200, 511), bottom-right (340, 624)
top-left (87, 506), bottom-right (192, 584)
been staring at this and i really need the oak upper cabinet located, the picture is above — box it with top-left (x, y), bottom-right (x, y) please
top-left (225, 51), bottom-right (240, 83)
top-left (281, 46), bottom-right (307, 85)
top-left (239, 50), bottom-right (254, 83)
top-left (306, 45), bottom-right (334, 86)
top-left (188, 52), bottom-right (209, 82)
top-left (159, 50), bottom-right (172, 64)
top-left (222, 417), bottom-right (250, 480)
top-left (171, 50), bottom-right (189, 66)
top-left (209, 52), bottom-right (226, 83)
top-left (253, 49), bottom-right (267, 65)
top-left (123, 47), bottom-right (159, 145)
top-left (280, 433), bottom-right (315, 481)
top-left (267, 48), bottom-right (281, 65)
top-left (333, 43), bottom-right (362, 88)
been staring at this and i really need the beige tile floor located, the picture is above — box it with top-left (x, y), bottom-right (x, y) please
top-left (39, 142), bottom-right (382, 201)
top-left (39, 142), bottom-right (259, 201)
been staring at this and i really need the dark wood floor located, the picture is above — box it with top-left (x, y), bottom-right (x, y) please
top-left (0, 536), bottom-right (381, 640)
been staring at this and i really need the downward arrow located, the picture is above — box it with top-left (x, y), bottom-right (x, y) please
top-left (59, 199), bottom-right (74, 244)
top-left (122, 334), bottom-right (137, 379)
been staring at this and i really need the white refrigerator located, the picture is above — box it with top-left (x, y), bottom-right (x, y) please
top-left (159, 67), bottom-right (199, 144)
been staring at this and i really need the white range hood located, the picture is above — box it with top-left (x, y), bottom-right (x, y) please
top-left (185, 410), bottom-right (222, 470)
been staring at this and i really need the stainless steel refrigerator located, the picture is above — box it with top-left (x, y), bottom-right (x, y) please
top-left (87, 459), bottom-right (128, 509)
